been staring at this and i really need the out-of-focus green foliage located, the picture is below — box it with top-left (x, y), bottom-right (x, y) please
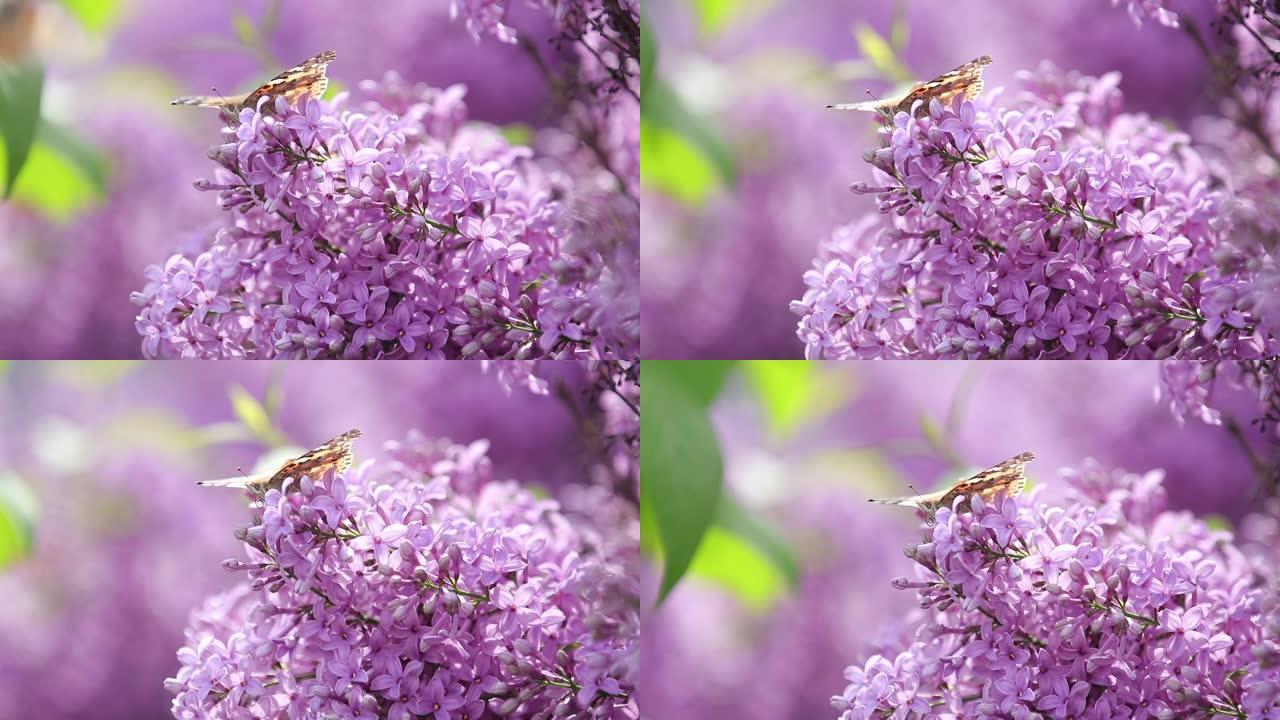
top-left (57, 0), bottom-right (121, 32)
top-left (642, 361), bottom-right (808, 608)
top-left (0, 119), bottom-right (107, 220)
top-left (228, 384), bottom-right (288, 447)
top-left (744, 362), bottom-right (850, 440)
top-left (641, 361), bottom-right (727, 604)
top-left (0, 473), bottom-right (38, 569)
top-left (0, 61), bottom-right (43, 198)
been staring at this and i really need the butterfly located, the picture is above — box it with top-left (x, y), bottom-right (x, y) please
top-left (868, 451), bottom-right (1033, 515)
top-left (828, 55), bottom-right (992, 118)
top-left (171, 49), bottom-right (337, 113)
top-left (198, 428), bottom-right (362, 493)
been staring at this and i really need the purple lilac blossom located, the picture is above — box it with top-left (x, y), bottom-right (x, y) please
top-left (132, 79), bottom-right (632, 359)
top-left (792, 65), bottom-right (1277, 360)
top-left (165, 435), bottom-right (637, 719)
top-left (833, 463), bottom-right (1280, 718)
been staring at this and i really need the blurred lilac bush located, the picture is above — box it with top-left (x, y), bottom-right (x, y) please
top-left (833, 465), bottom-right (1279, 718)
top-left (792, 67), bottom-right (1275, 360)
top-left (167, 436), bottom-right (637, 719)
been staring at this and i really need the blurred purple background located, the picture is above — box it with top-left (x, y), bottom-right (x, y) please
top-left (640, 360), bottom-right (1277, 719)
top-left (0, 361), bottom-right (612, 718)
top-left (641, 0), bottom-right (1220, 358)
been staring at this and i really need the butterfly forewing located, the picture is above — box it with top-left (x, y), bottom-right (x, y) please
top-left (869, 451), bottom-right (1033, 514)
top-left (829, 55), bottom-right (992, 118)
top-left (171, 50), bottom-right (336, 113)
top-left (198, 428), bottom-right (362, 493)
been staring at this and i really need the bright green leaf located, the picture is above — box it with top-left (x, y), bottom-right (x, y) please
top-left (228, 384), bottom-right (285, 446)
top-left (0, 140), bottom-right (101, 220)
top-left (642, 76), bottom-right (736, 188)
top-left (500, 123), bottom-right (534, 147)
top-left (0, 61), bottom-right (44, 198)
top-left (643, 360), bottom-right (735, 408)
top-left (639, 11), bottom-right (654, 98)
top-left (641, 364), bottom-right (725, 604)
top-left (853, 23), bottom-right (913, 84)
top-left (714, 493), bottom-right (799, 587)
top-left (57, 0), bottom-right (120, 31)
top-left (744, 362), bottom-right (851, 439)
top-left (231, 11), bottom-right (258, 47)
top-left (687, 525), bottom-right (785, 610)
top-left (640, 119), bottom-right (717, 206)
top-left (323, 78), bottom-right (345, 101)
top-left (37, 118), bottom-right (108, 193)
top-left (0, 474), bottom-right (38, 568)
top-left (1203, 514), bottom-right (1232, 531)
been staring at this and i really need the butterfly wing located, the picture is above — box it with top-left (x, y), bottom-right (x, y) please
top-left (264, 428), bottom-right (362, 490)
top-left (170, 50), bottom-right (335, 111)
top-left (196, 472), bottom-right (272, 488)
top-left (240, 49), bottom-right (337, 110)
top-left (867, 490), bottom-right (949, 509)
top-left (894, 55), bottom-right (992, 115)
top-left (937, 451), bottom-right (1033, 510)
top-left (868, 450), bottom-right (1032, 513)
top-left (827, 99), bottom-right (897, 113)
top-left (830, 56), bottom-right (992, 118)
top-left (198, 428), bottom-right (362, 491)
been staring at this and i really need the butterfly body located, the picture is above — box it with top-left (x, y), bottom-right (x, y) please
top-left (171, 50), bottom-right (336, 113)
top-left (198, 428), bottom-right (361, 493)
top-left (870, 451), bottom-right (1033, 514)
top-left (829, 55), bottom-right (992, 118)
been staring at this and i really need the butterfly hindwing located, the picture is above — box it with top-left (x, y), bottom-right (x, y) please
top-left (171, 49), bottom-right (336, 113)
top-left (869, 451), bottom-right (1033, 514)
top-left (830, 55), bottom-right (992, 118)
top-left (198, 428), bottom-right (361, 493)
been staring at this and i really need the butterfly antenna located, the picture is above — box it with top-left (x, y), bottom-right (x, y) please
top-left (906, 482), bottom-right (921, 496)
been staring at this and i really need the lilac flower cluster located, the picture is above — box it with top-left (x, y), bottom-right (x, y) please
top-left (166, 435), bottom-right (637, 719)
top-left (1159, 359), bottom-right (1280, 445)
top-left (133, 78), bottom-right (633, 359)
top-left (833, 461), bottom-right (1280, 719)
top-left (793, 65), bottom-right (1279, 360)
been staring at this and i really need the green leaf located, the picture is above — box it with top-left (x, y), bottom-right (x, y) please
top-left (0, 474), bottom-right (38, 568)
top-left (231, 11), bottom-right (258, 47)
top-left (500, 123), bottom-right (534, 147)
top-left (227, 384), bottom-right (285, 446)
top-left (642, 75), bottom-right (736, 190)
top-left (1203, 514), bottom-right (1232, 531)
top-left (853, 23), bottom-right (913, 84)
top-left (0, 139), bottom-right (102, 220)
top-left (639, 11), bottom-right (654, 99)
top-left (0, 61), bottom-right (44, 199)
top-left (641, 363), bottom-right (725, 604)
top-left (323, 78), bottom-right (345, 101)
top-left (37, 118), bottom-right (108, 193)
top-left (687, 525), bottom-right (785, 610)
top-left (714, 493), bottom-right (799, 586)
top-left (744, 361), bottom-right (849, 439)
top-left (640, 118), bottom-right (717, 206)
top-left (56, 0), bottom-right (120, 32)
top-left (644, 360), bottom-right (735, 408)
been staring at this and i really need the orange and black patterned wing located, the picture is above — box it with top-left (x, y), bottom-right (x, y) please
top-left (829, 55), bottom-right (991, 117)
top-left (892, 55), bottom-right (991, 115)
top-left (936, 451), bottom-right (1032, 511)
top-left (266, 427), bottom-right (361, 490)
top-left (171, 50), bottom-right (336, 112)
top-left (240, 49), bottom-right (336, 110)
